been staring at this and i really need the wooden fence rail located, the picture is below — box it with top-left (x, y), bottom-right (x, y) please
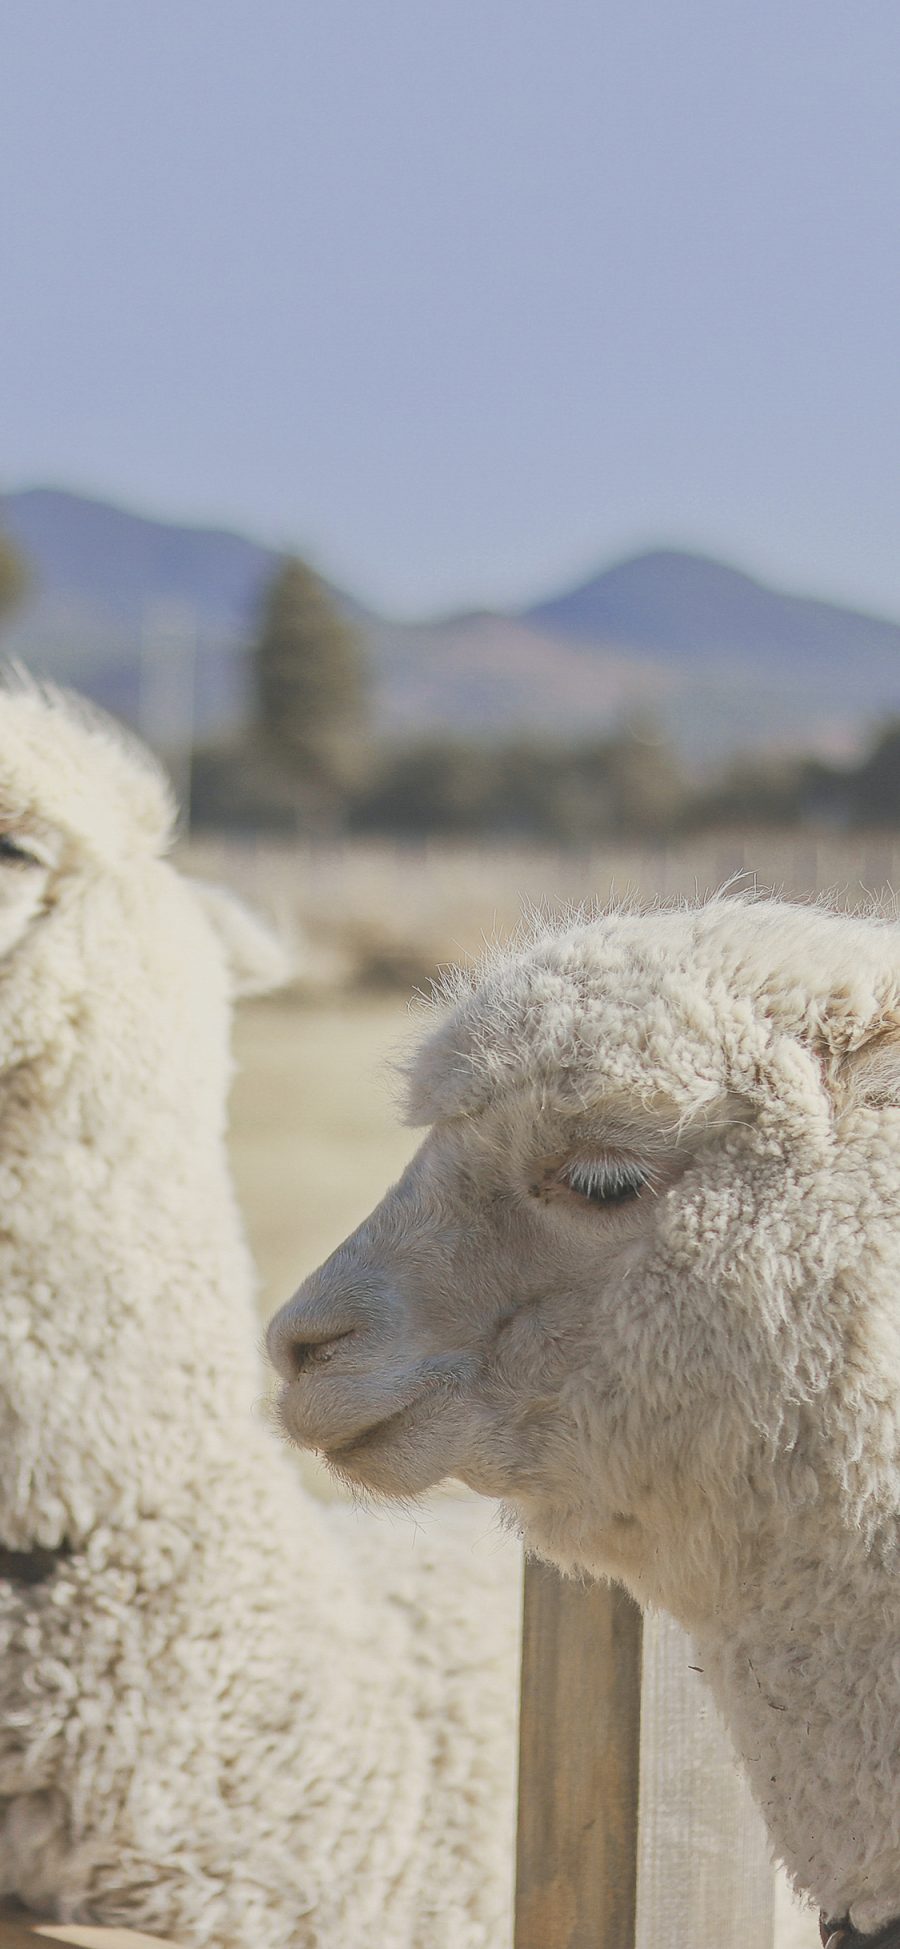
top-left (0, 1926), bottom-right (171, 1948)
top-left (515, 1562), bottom-right (643, 1949)
top-left (515, 1559), bottom-right (776, 1949)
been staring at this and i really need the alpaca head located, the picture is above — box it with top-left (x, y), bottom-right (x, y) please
top-left (270, 899), bottom-right (900, 1620)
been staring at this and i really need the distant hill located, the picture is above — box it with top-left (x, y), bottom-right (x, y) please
top-left (3, 487), bottom-right (900, 761)
top-left (2, 487), bottom-right (283, 632)
top-left (525, 546), bottom-right (900, 673)
top-left (524, 547), bottom-right (900, 761)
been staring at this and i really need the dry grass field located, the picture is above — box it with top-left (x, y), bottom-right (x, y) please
top-left (229, 993), bottom-right (417, 1318)
top-left (187, 829), bottom-right (900, 1010)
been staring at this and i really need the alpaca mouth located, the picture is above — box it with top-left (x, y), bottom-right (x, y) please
top-left (279, 1357), bottom-right (469, 1477)
top-left (324, 1399), bottom-right (423, 1464)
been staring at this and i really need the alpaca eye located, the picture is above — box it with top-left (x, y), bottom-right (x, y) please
top-left (0, 835), bottom-right (43, 868)
top-left (563, 1159), bottom-right (648, 1208)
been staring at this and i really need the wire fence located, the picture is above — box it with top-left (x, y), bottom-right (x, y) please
top-left (182, 830), bottom-right (900, 993)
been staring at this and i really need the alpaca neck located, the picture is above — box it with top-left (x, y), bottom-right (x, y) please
top-left (693, 1524), bottom-right (900, 1937)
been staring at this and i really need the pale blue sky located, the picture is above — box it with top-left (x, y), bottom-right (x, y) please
top-left (3, 0), bottom-right (899, 617)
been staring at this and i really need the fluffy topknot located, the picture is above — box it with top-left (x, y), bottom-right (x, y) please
top-left (405, 897), bottom-right (900, 1124)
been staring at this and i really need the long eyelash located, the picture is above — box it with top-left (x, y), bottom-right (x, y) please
top-left (563, 1158), bottom-right (650, 1206)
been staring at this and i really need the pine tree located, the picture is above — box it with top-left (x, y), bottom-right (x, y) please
top-left (0, 533), bottom-right (27, 626)
top-left (254, 556), bottom-right (368, 822)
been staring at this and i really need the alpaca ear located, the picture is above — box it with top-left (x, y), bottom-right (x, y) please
top-left (827, 1016), bottom-right (900, 1108)
top-left (193, 883), bottom-right (292, 998)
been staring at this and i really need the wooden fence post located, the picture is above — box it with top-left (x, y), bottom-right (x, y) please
top-left (514, 1558), bottom-right (643, 1949)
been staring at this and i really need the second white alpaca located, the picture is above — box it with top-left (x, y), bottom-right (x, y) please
top-left (0, 683), bottom-right (520, 1948)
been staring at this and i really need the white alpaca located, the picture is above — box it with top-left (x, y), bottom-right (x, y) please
top-left (270, 897), bottom-right (900, 1943)
top-left (0, 683), bottom-right (520, 1948)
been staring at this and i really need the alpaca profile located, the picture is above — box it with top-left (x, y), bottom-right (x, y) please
top-left (0, 682), bottom-right (519, 1948)
top-left (271, 898), bottom-right (900, 1940)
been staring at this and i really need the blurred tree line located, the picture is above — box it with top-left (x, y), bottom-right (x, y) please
top-left (190, 555), bottom-right (695, 839)
top-left (2, 517), bottom-right (899, 841)
top-left (187, 552), bottom-right (900, 840)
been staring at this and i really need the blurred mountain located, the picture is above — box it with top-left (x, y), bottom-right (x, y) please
top-left (2, 487), bottom-right (281, 629)
top-left (3, 488), bottom-right (900, 761)
top-left (526, 546), bottom-right (900, 671)
top-left (524, 549), bottom-right (900, 760)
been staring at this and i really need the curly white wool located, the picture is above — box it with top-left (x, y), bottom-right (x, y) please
top-left (0, 683), bottom-right (519, 1948)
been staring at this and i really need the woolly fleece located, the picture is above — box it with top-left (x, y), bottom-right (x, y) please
top-left (0, 686), bottom-right (520, 1948)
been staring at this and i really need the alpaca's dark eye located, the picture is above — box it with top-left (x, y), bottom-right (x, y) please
top-left (0, 835), bottom-right (41, 867)
top-left (563, 1159), bottom-right (648, 1208)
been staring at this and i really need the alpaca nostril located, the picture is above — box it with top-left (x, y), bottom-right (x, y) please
top-left (266, 1289), bottom-right (362, 1383)
top-left (281, 1328), bottom-right (356, 1382)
